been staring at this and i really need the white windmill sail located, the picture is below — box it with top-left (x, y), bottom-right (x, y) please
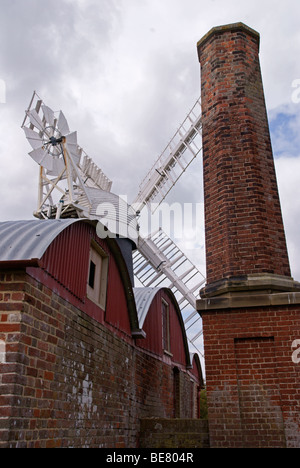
top-left (131, 98), bottom-right (205, 355)
top-left (133, 227), bottom-right (205, 356)
top-left (134, 228), bottom-right (205, 307)
top-left (132, 98), bottom-right (202, 214)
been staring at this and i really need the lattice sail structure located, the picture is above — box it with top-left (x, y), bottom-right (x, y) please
top-left (131, 97), bottom-right (205, 354)
top-left (134, 228), bottom-right (206, 355)
top-left (132, 98), bottom-right (202, 214)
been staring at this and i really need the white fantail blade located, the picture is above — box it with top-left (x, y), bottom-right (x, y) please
top-left (23, 127), bottom-right (43, 150)
top-left (65, 131), bottom-right (77, 146)
top-left (42, 104), bottom-right (55, 127)
top-left (27, 109), bottom-right (45, 133)
top-left (57, 111), bottom-right (70, 136)
top-left (47, 157), bottom-right (66, 177)
top-left (50, 144), bottom-right (63, 158)
top-left (29, 147), bottom-right (53, 171)
top-left (29, 147), bottom-right (47, 164)
top-left (65, 132), bottom-right (80, 165)
top-left (69, 150), bottom-right (81, 166)
top-left (65, 131), bottom-right (78, 154)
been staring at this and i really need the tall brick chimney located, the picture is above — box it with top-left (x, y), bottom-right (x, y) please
top-left (196, 23), bottom-right (300, 449)
top-left (197, 22), bottom-right (293, 296)
top-left (197, 23), bottom-right (300, 448)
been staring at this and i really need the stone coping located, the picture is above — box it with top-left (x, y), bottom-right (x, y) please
top-left (197, 22), bottom-right (260, 51)
top-left (197, 273), bottom-right (300, 312)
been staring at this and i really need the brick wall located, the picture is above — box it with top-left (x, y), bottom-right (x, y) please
top-left (139, 419), bottom-right (210, 449)
top-left (201, 304), bottom-right (300, 448)
top-left (0, 270), bottom-right (199, 448)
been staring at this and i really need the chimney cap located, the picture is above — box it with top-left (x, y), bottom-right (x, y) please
top-left (197, 22), bottom-right (260, 54)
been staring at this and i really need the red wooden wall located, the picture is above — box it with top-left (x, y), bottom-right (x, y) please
top-left (38, 221), bottom-right (131, 335)
top-left (136, 289), bottom-right (189, 367)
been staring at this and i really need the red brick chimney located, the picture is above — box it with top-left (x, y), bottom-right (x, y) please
top-left (196, 23), bottom-right (300, 449)
top-left (197, 23), bottom-right (292, 295)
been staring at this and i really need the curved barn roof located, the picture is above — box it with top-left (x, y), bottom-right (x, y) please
top-left (133, 287), bottom-right (160, 329)
top-left (133, 287), bottom-right (191, 367)
top-left (0, 219), bottom-right (80, 262)
top-left (190, 353), bottom-right (205, 388)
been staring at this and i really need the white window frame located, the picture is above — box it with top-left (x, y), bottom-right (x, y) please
top-left (162, 298), bottom-right (172, 355)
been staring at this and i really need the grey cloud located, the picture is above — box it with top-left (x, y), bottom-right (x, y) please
top-left (0, 0), bottom-right (121, 105)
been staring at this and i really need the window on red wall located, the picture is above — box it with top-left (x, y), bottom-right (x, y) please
top-left (87, 240), bottom-right (109, 310)
top-left (162, 299), bottom-right (171, 355)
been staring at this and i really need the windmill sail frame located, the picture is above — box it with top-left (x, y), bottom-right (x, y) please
top-left (132, 98), bottom-right (202, 214)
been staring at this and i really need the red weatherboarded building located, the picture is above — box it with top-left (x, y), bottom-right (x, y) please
top-left (0, 219), bottom-right (203, 448)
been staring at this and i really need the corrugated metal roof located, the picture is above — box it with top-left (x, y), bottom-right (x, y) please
top-left (133, 287), bottom-right (161, 329)
top-left (0, 219), bottom-right (80, 262)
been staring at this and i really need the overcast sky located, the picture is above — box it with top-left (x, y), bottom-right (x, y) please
top-left (0, 0), bottom-right (300, 281)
